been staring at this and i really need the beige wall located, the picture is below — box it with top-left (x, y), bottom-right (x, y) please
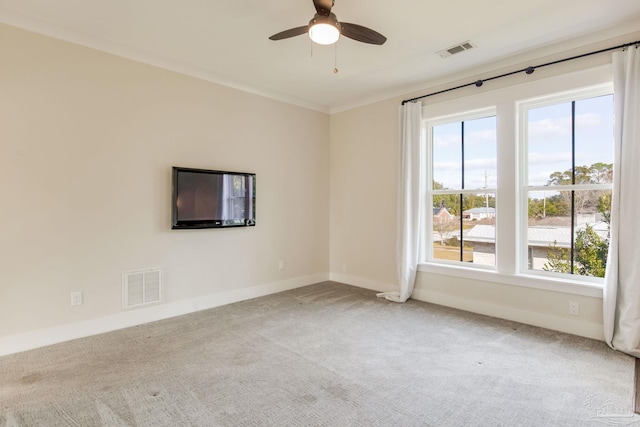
top-left (0, 24), bottom-right (329, 346)
top-left (329, 101), bottom-right (399, 289)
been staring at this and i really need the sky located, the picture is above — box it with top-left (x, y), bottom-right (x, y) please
top-left (432, 116), bottom-right (497, 190)
top-left (527, 94), bottom-right (614, 187)
top-left (431, 94), bottom-right (614, 193)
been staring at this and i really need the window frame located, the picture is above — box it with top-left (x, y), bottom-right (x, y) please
top-left (417, 65), bottom-right (614, 298)
top-left (424, 107), bottom-right (497, 269)
top-left (517, 83), bottom-right (613, 282)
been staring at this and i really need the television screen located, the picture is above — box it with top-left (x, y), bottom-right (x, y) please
top-left (171, 167), bottom-right (255, 229)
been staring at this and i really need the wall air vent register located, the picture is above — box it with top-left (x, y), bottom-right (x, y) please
top-left (123, 268), bottom-right (162, 310)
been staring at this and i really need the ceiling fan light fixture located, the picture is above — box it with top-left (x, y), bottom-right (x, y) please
top-left (308, 14), bottom-right (340, 45)
top-left (309, 23), bottom-right (340, 44)
top-left (269, 2), bottom-right (386, 46)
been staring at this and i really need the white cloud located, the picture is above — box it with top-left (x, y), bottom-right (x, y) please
top-left (433, 161), bottom-right (461, 171)
top-left (465, 158), bottom-right (497, 170)
top-left (434, 158), bottom-right (496, 170)
top-left (528, 151), bottom-right (571, 165)
top-left (433, 133), bottom-right (460, 148)
top-left (467, 129), bottom-right (496, 143)
top-left (576, 112), bottom-right (604, 127)
top-left (528, 113), bottom-right (605, 140)
top-left (526, 152), bottom-right (571, 185)
top-left (528, 117), bottom-right (571, 140)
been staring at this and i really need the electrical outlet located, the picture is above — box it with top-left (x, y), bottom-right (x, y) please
top-left (71, 291), bottom-right (82, 306)
top-left (568, 301), bottom-right (579, 316)
top-left (278, 260), bottom-right (285, 271)
top-left (341, 264), bottom-right (347, 273)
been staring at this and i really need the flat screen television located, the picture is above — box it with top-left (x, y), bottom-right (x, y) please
top-left (171, 167), bottom-right (256, 229)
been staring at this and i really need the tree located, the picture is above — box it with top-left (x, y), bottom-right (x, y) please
top-left (590, 162), bottom-right (613, 184)
top-left (433, 181), bottom-right (461, 216)
top-left (545, 194), bottom-right (569, 216)
top-left (543, 224), bottom-right (608, 277)
top-left (597, 192), bottom-right (612, 225)
top-left (433, 213), bottom-right (458, 244)
top-left (543, 242), bottom-right (571, 274)
top-left (547, 164), bottom-right (610, 186)
top-left (433, 194), bottom-right (461, 216)
top-left (573, 225), bottom-right (608, 277)
top-left (540, 162), bottom-right (612, 277)
top-left (528, 198), bottom-right (545, 218)
top-left (528, 163), bottom-right (613, 218)
top-left (552, 163), bottom-right (612, 214)
top-left (433, 181), bottom-right (496, 217)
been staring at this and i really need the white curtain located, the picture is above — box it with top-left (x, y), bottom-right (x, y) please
top-left (603, 46), bottom-right (640, 357)
top-left (378, 101), bottom-right (423, 303)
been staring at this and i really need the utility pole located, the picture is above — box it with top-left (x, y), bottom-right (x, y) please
top-left (484, 171), bottom-right (489, 214)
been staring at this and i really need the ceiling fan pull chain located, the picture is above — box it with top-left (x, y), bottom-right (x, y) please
top-left (334, 42), bottom-right (339, 73)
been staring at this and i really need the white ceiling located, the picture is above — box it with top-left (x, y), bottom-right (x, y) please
top-left (1, 0), bottom-right (639, 113)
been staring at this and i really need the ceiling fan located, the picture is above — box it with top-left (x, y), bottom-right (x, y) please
top-left (269, 0), bottom-right (387, 46)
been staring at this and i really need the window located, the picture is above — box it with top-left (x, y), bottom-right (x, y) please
top-left (521, 90), bottom-right (614, 278)
top-left (426, 110), bottom-right (497, 267)
top-left (419, 67), bottom-right (614, 293)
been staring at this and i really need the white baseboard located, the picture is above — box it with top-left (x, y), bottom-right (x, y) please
top-left (411, 287), bottom-right (604, 341)
top-left (329, 272), bottom-right (395, 293)
top-left (331, 273), bottom-right (603, 341)
top-left (0, 273), bottom-right (329, 357)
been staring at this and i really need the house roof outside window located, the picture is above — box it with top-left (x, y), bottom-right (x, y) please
top-left (463, 207), bottom-right (496, 215)
top-left (463, 223), bottom-right (609, 247)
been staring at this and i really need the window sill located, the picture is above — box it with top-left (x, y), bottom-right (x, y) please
top-left (417, 262), bottom-right (603, 298)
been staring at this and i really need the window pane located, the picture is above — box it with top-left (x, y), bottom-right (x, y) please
top-left (432, 198), bottom-right (462, 262)
top-left (527, 102), bottom-right (572, 186)
top-left (573, 189), bottom-right (610, 278)
top-left (461, 193), bottom-right (496, 266)
top-left (433, 122), bottom-right (462, 190)
top-left (527, 190), bottom-right (572, 272)
top-left (574, 95), bottom-right (614, 184)
top-left (430, 115), bottom-right (496, 266)
top-left (464, 116), bottom-right (497, 190)
top-left (527, 189), bottom-right (611, 276)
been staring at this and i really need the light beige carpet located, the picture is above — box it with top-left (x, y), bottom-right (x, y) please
top-left (1, 282), bottom-right (637, 426)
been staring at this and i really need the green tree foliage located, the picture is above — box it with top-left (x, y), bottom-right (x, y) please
top-left (546, 194), bottom-right (569, 216)
top-left (529, 163), bottom-right (612, 218)
top-left (573, 225), bottom-right (608, 277)
top-left (529, 194), bottom-right (568, 218)
top-left (590, 162), bottom-right (614, 184)
top-left (543, 225), bottom-right (608, 277)
top-left (539, 162), bottom-right (612, 277)
top-left (597, 192), bottom-right (612, 225)
top-left (560, 163), bottom-right (611, 214)
top-left (547, 163), bottom-right (612, 186)
top-left (543, 242), bottom-right (571, 274)
top-left (433, 194), bottom-right (462, 216)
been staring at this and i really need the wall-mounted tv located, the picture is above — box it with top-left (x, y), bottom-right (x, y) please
top-left (171, 167), bottom-right (256, 229)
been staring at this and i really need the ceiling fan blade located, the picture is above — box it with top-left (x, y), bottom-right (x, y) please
top-left (340, 22), bottom-right (387, 45)
top-left (313, 0), bottom-right (334, 16)
top-left (269, 26), bottom-right (309, 41)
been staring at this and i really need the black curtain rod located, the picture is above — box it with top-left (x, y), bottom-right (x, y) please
top-left (401, 40), bottom-right (640, 105)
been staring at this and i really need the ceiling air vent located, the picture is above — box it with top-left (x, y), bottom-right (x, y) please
top-left (438, 41), bottom-right (476, 59)
top-left (123, 268), bottom-right (162, 310)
